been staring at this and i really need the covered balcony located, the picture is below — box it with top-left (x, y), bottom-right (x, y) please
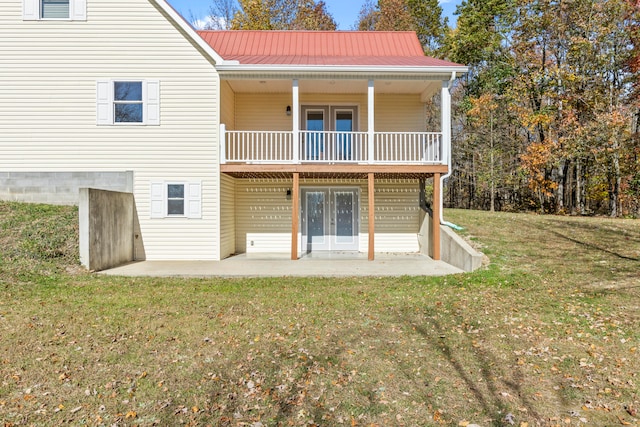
top-left (218, 77), bottom-right (453, 171)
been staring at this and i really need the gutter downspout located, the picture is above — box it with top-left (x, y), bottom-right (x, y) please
top-left (440, 72), bottom-right (464, 231)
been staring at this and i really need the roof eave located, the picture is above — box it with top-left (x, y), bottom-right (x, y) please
top-left (215, 64), bottom-right (469, 76)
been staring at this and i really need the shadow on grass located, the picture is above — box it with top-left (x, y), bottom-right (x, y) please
top-left (548, 229), bottom-right (639, 262)
top-left (525, 217), bottom-right (640, 262)
top-left (399, 311), bottom-right (541, 426)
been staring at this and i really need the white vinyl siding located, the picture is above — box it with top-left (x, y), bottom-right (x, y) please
top-left (23, 0), bottom-right (86, 20)
top-left (3, 0), bottom-right (220, 260)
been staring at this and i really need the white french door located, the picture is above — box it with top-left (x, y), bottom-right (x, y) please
top-left (301, 187), bottom-right (359, 252)
top-left (301, 106), bottom-right (358, 161)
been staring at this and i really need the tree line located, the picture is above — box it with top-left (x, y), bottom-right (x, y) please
top-left (204, 0), bottom-right (640, 217)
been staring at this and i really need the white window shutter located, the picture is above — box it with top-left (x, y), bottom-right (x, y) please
top-left (186, 182), bottom-right (202, 219)
top-left (145, 80), bottom-right (160, 126)
top-left (150, 182), bottom-right (165, 218)
top-left (96, 80), bottom-right (112, 125)
top-left (23, 0), bottom-right (39, 20)
top-left (70, 0), bottom-right (87, 21)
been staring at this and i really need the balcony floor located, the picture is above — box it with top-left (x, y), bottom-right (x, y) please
top-left (221, 163), bottom-right (449, 179)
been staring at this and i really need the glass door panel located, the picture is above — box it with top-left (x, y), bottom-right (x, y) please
top-left (301, 188), bottom-right (359, 253)
top-left (333, 191), bottom-right (357, 248)
top-left (306, 111), bottom-right (324, 160)
top-left (335, 111), bottom-right (353, 161)
top-left (303, 190), bottom-right (329, 251)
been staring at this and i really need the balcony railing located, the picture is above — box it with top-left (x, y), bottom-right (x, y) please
top-left (221, 126), bottom-right (443, 165)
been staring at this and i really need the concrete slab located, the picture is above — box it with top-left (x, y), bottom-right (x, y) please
top-left (100, 253), bottom-right (464, 278)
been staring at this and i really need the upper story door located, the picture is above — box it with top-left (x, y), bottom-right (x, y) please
top-left (301, 106), bottom-right (358, 161)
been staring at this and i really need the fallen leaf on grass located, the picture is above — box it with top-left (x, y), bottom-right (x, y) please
top-left (617, 415), bottom-right (631, 425)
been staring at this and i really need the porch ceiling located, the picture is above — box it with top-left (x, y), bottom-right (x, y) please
top-left (224, 78), bottom-right (441, 97)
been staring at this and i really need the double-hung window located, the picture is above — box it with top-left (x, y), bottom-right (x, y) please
top-left (167, 184), bottom-right (186, 216)
top-left (114, 82), bottom-right (143, 123)
top-left (23, 0), bottom-right (87, 21)
top-left (42, 0), bottom-right (69, 19)
top-left (150, 182), bottom-right (202, 219)
top-left (96, 80), bottom-right (160, 126)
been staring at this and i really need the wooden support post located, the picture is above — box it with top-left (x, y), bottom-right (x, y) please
top-left (291, 173), bottom-right (299, 260)
top-left (368, 172), bottom-right (375, 261)
top-left (432, 173), bottom-right (441, 261)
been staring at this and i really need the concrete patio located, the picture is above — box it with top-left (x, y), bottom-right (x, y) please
top-left (100, 252), bottom-right (464, 278)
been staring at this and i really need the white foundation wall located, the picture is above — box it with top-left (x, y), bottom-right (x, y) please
top-left (0, 0), bottom-right (221, 260)
top-left (232, 178), bottom-right (422, 255)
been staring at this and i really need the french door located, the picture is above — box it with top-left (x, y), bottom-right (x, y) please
top-left (302, 106), bottom-right (358, 161)
top-left (301, 187), bottom-right (359, 252)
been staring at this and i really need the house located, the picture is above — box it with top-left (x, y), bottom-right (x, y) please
top-left (0, 0), bottom-right (474, 269)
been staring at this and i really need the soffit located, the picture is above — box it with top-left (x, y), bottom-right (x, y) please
top-left (224, 79), bottom-right (441, 97)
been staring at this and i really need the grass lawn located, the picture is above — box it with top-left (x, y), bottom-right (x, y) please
top-left (1, 201), bottom-right (639, 426)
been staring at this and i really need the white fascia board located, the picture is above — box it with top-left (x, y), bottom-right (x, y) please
top-left (149, 0), bottom-right (227, 65)
top-left (215, 64), bottom-right (469, 76)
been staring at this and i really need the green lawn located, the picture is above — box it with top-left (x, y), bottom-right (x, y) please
top-left (1, 201), bottom-right (639, 426)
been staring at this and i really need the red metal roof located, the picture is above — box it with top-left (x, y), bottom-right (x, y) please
top-left (197, 30), bottom-right (463, 67)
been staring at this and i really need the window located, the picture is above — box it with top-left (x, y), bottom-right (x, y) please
top-left (114, 82), bottom-right (143, 123)
top-left (42, 0), bottom-right (69, 19)
top-left (96, 80), bottom-right (160, 126)
top-left (167, 184), bottom-right (185, 216)
top-left (23, 0), bottom-right (86, 21)
top-left (150, 182), bottom-right (201, 219)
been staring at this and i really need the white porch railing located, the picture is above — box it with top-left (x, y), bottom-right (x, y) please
top-left (374, 132), bottom-right (442, 164)
top-left (221, 128), bottom-right (443, 165)
top-left (299, 130), bottom-right (369, 163)
top-left (224, 130), bottom-right (294, 163)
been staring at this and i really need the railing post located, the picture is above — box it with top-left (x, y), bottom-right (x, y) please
top-left (220, 123), bottom-right (226, 164)
top-left (368, 79), bottom-right (375, 164)
top-left (292, 79), bottom-right (300, 164)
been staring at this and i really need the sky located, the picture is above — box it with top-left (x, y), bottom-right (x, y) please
top-left (166, 0), bottom-right (463, 30)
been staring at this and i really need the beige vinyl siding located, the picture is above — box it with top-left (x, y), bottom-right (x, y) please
top-left (233, 178), bottom-right (421, 255)
top-left (220, 174), bottom-right (236, 258)
top-left (235, 93), bottom-right (293, 131)
top-left (372, 182), bottom-right (421, 252)
top-left (234, 180), bottom-right (293, 253)
top-left (220, 80), bottom-right (235, 130)
top-left (0, 0), bottom-right (221, 260)
top-left (233, 92), bottom-right (426, 133)
top-left (375, 94), bottom-right (426, 132)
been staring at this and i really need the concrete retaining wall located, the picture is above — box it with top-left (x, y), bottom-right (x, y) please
top-left (79, 188), bottom-right (138, 271)
top-left (440, 225), bottom-right (483, 272)
top-left (418, 211), bottom-right (483, 272)
top-left (0, 171), bottom-right (133, 205)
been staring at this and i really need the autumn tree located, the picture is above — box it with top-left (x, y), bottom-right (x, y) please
top-left (445, 0), bottom-right (640, 216)
top-left (205, 0), bottom-right (336, 31)
top-left (508, 0), bottom-right (640, 215)
top-left (356, 0), bottom-right (448, 55)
